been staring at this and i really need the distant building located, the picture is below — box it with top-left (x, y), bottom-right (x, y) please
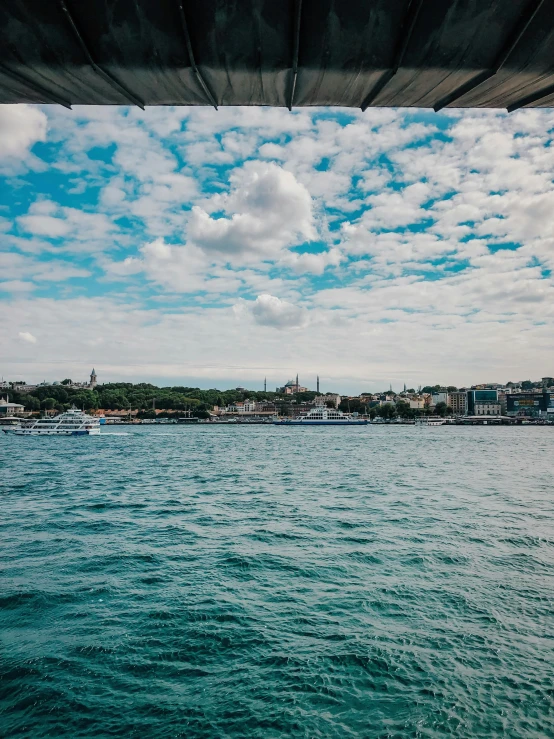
top-left (277, 375), bottom-right (309, 394)
top-left (449, 391), bottom-right (468, 416)
top-left (10, 384), bottom-right (37, 393)
top-left (0, 397), bottom-right (26, 416)
top-left (474, 401), bottom-right (501, 416)
top-left (431, 391), bottom-right (449, 407)
top-left (467, 389), bottom-right (498, 415)
top-left (408, 397), bottom-right (425, 410)
top-left (314, 394), bottom-right (341, 408)
top-left (506, 392), bottom-right (552, 418)
top-left (89, 369), bottom-right (97, 389)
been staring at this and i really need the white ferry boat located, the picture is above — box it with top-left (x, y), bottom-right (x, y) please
top-left (273, 407), bottom-right (368, 426)
top-left (3, 408), bottom-right (101, 436)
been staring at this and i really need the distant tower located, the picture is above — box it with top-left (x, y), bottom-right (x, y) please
top-left (264, 377), bottom-right (267, 392)
top-left (317, 375), bottom-right (320, 393)
top-left (403, 383), bottom-right (407, 393)
top-left (89, 368), bottom-right (97, 389)
top-left (389, 383), bottom-right (393, 393)
top-left (296, 373), bottom-right (299, 392)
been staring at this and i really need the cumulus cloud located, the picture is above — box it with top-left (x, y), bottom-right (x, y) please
top-left (188, 161), bottom-right (316, 260)
top-left (17, 199), bottom-right (116, 250)
top-left (0, 280), bottom-right (35, 293)
top-left (236, 294), bottom-right (309, 329)
top-left (18, 331), bottom-right (37, 344)
top-left (0, 104), bottom-right (47, 161)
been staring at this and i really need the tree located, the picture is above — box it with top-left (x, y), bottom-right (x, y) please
top-left (41, 397), bottom-right (56, 410)
top-left (422, 385), bottom-right (441, 394)
top-left (447, 386), bottom-right (457, 392)
top-left (377, 403), bottom-right (396, 420)
top-left (407, 388), bottom-right (415, 394)
top-left (434, 401), bottom-right (448, 417)
top-left (24, 396), bottom-right (40, 412)
top-left (61, 379), bottom-right (72, 385)
top-left (395, 400), bottom-right (414, 419)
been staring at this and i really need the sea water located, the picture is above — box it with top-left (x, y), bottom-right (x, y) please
top-left (1, 425), bottom-right (553, 737)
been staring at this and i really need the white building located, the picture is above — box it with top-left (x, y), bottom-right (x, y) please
top-left (0, 397), bottom-right (26, 416)
top-left (474, 401), bottom-right (501, 416)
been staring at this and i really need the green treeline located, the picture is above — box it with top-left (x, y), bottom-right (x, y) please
top-left (8, 383), bottom-right (319, 416)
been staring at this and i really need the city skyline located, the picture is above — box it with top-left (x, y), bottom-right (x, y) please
top-left (2, 368), bottom-right (552, 397)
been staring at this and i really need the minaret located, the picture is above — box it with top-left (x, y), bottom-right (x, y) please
top-left (89, 368), bottom-right (97, 389)
top-left (264, 377), bottom-right (267, 392)
top-left (317, 375), bottom-right (320, 393)
top-left (296, 373), bottom-right (299, 392)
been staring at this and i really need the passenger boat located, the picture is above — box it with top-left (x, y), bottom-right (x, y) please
top-left (273, 407), bottom-right (368, 425)
top-left (3, 408), bottom-right (101, 436)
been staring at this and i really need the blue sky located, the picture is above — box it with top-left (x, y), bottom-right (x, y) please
top-left (1, 104), bottom-right (553, 393)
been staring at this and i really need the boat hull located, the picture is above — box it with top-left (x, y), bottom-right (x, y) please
top-left (6, 428), bottom-right (100, 436)
top-left (273, 420), bottom-right (368, 426)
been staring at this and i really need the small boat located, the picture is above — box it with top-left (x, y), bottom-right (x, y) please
top-left (273, 407), bottom-right (368, 426)
top-left (3, 407), bottom-right (101, 436)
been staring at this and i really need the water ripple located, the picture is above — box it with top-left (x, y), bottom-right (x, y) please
top-left (1, 425), bottom-right (554, 737)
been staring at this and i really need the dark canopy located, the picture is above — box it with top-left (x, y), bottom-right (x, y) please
top-left (2, 0), bottom-right (554, 111)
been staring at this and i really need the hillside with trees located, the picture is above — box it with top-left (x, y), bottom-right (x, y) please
top-left (7, 383), bottom-right (320, 418)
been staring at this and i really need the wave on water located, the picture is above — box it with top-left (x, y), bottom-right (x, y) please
top-left (1, 425), bottom-right (554, 738)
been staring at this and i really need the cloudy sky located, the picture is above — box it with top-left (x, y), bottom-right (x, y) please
top-left (1, 103), bottom-right (553, 393)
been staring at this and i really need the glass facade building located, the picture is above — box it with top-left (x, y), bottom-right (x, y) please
top-left (506, 393), bottom-right (551, 417)
top-left (467, 390), bottom-right (498, 415)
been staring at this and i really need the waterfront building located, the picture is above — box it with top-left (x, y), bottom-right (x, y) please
top-left (449, 391), bottom-right (468, 416)
top-left (0, 398), bottom-right (26, 416)
top-left (474, 401), bottom-right (501, 416)
top-left (408, 397), bottom-right (426, 410)
top-left (506, 392), bottom-right (552, 418)
top-left (467, 389), bottom-right (498, 415)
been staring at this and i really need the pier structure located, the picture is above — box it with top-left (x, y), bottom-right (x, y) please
top-left (2, 1), bottom-right (554, 112)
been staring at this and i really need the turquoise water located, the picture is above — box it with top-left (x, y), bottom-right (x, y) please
top-left (1, 426), bottom-right (554, 738)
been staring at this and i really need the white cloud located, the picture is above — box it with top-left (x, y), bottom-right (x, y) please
top-left (0, 105), bottom-right (47, 160)
top-left (18, 331), bottom-right (37, 344)
top-left (0, 280), bottom-right (35, 293)
top-left (17, 200), bottom-right (116, 251)
top-left (236, 294), bottom-right (309, 329)
top-left (0, 252), bottom-right (90, 282)
top-left (188, 161), bottom-right (316, 261)
top-left (280, 247), bottom-right (344, 275)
